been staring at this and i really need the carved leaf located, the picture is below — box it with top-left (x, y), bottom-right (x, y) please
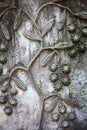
top-left (0, 22), bottom-right (10, 40)
top-left (41, 51), bottom-right (56, 67)
top-left (12, 77), bottom-right (27, 91)
top-left (58, 9), bottom-right (66, 31)
top-left (0, 75), bottom-right (9, 84)
top-left (44, 96), bottom-right (58, 112)
top-left (23, 31), bottom-right (42, 42)
top-left (42, 18), bottom-right (54, 37)
top-left (13, 9), bottom-right (22, 31)
top-left (74, 12), bottom-right (87, 19)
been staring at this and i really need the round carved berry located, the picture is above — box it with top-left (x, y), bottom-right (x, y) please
top-left (49, 63), bottom-right (58, 72)
top-left (54, 81), bottom-right (62, 91)
top-left (10, 87), bottom-right (18, 96)
top-left (1, 86), bottom-right (8, 93)
top-left (49, 73), bottom-right (58, 82)
top-left (69, 49), bottom-right (77, 58)
top-left (4, 106), bottom-right (13, 116)
top-left (72, 34), bottom-right (80, 43)
top-left (0, 54), bottom-right (7, 64)
top-left (61, 120), bottom-right (70, 128)
top-left (61, 76), bottom-right (71, 86)
top-left (0, 44), bottom-right (8, 52)
top-left (51, 113), bottom-right (60, 122)
top-left (62, 64), bottom-right (71, 74)
top-left (0, 96), bottom-right (7, 104)
top-left (67, 23), bottom-right (76, 33)
top-left (68, 112), bottom-right (76, 121)
top-left (78, 44), bottom-right (86, 53)
top-left (8, 97), bottom-right (18, 106)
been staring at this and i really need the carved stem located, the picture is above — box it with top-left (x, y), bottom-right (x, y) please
top-left (22, 9), bottom-right (42, 39)
top-left (0, 6), bottom-right (16, 19)
top-left (35, 2), bottom-right (73, 22)
top-left (8, 42), bottom-right (73, 79)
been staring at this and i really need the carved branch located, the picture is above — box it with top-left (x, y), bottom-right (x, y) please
top-left (22, 9), bottom-right (42, 39)
top-left (35, 2), bottom-right (73, 22)
top-left (44, 92), bottom-right (80, 108)
top-left (0, 6), bottom-right (16, 19)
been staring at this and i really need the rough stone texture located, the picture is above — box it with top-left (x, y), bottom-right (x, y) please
top-left (0, 0), bottom-right (87, 130)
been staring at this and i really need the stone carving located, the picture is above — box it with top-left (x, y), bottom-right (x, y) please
top-left (0, 0), bottom-right (87, 130)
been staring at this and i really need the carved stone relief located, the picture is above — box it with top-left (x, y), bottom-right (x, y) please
top-left (0, 0), bottom-right (87, 130)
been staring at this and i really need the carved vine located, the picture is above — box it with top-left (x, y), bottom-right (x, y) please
top-left (0, 1), bottom-right (87, 129)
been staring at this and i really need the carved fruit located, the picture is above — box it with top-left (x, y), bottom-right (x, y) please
top-left (58, 104), bottom-right (66, 114)
top-left (51, 113), bottom-right (60, 122)
top-left (49, 73), bottom-right (58, 82)
top-left (69, 49), bottom-right (77, 58)
top-left (54, 81), bottom-right (62, 91)
top-left (54, 85), bottom-right (62, 91)
top-left (10, 87), bottom-right (18, 96)
top-left (81, 28), bottom-right (87, 37)
top-left (4, 106), bottom-right (13, 115)
top-left (0, 44), bottom-right (8, 52)
top-left (49, 62), bottom-right (58, 72)
top-left (78, 44), bottom-right (86, 53)
top-left (8, 97), bottom-right (18, 106)
top-left (68, 112), bottom-right (76, 121)
top-left (61, 76), bottom-right (71, 86)
top-left (67, 23), bottom-right (76, 33)
top-left (0, 54), bottom-right (7, 64)
top-left (1, 86), bottom-right (8, 93)
top-left (0, 96), bottom-right (7, 104)
top-left (72, 34), bottom-right (80, 43)
top-left (62, 64), bottom-right (71, 74)
top-left (61, 120), bottom-right (70, 128)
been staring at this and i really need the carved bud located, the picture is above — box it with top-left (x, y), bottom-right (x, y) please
top-left (81, 28), bottom-right (87, 37)
top-left (49, 62), bottom-right (58, 72)
top-left (4, 106), bottom-right (13, 116)
top-left (61, 120), bottom-right (70, 128)
top-left (68, 112), bottom-right (76, 121)
top-left (54, 81), bottom-right (62, 91)
top-left (72, 34), bottom-right (81, 43)
top-left (51, 113), bottom-right (60, 122)
top-left (62, 64), bottom-right (71, 74)
top-left (49, 73), bottom-right (58, 82)
top-left (1, 85), bottom-right (8, 93)
top-left (0, 54), bottom-right (7, 64)
top-left (61, 76), bottom-right (71, 86)
top-left (78, 44), bottom-right (86, 53)
top-left (58, 103), bottom-right (66, 114)
top-left (0, 96), bottom-right (7, 104)
top-left (10, 87), bottom-right (18, 96)
top-left (69, 49), bottom-right (77, 58)
top-left (0, 44), bottom-right (8, 52)
top-left (8, 97), bottom-right (18, 106)
top-left (67, 23), bottom-right (76, 33)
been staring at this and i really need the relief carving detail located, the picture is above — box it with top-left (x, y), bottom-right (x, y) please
top-left (0, 0), bottom-right (87, 130)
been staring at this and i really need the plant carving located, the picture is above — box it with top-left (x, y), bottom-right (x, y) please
top-left (0, 1), bottom-right (87, 129)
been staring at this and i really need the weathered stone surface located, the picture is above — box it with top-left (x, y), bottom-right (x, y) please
top-left (0, 0), bottom-right (87, 130)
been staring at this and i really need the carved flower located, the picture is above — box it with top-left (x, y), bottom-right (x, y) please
top-left (49, 73), bottom-right (58, 82)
